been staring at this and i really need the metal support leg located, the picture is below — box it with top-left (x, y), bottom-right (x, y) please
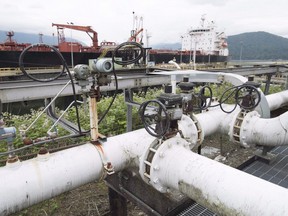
top-left (125, 89), bottom-right (134, 132)
top-left (108, 187), bottom-right (128, 216)
top-left (126, 103), bottom-right (133, 132)
top-left (44, 98), bottom-right (54, 112)
top-left (264, 74), bottom-right (272, 95)
top-left (254, 146), bottom-right (276, 164)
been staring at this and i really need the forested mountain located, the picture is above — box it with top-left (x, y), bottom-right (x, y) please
top-left (227, 31), bottom-right (288, 60)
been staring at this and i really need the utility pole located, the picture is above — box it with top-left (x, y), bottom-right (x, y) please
top-left (67, 22), bottom-right (74, 68)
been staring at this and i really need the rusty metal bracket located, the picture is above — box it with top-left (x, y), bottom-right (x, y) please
top-left (94, 144), bottom-right (115, 176)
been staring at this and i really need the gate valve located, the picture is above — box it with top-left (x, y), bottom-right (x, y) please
top-left (236, 77), bottom-right (261, 111)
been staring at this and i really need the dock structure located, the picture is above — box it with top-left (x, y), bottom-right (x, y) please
top-left (1, 67), bottom-right (288, 215)
top-left (1, 64), bottom-right (288, 104)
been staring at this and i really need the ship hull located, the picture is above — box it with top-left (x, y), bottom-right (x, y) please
top-left (0, 50), bottom-right (227, 68)
top-left (0, 51), bottom-right (102, 68)
top-left (149, 53), bottom-right (228, 64)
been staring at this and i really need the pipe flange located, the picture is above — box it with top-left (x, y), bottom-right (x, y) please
top-left (177, 114), bottom-right (204, 148)
top-left (139, 139), bottom-right (161, 184)
top-left (139, 137), bottom-right (190, 193)
top-left (190, 114), bottom-right (204, 146)
top-left (178, 114), bottom-right (198, 148)
top-left (240, 111), bottom-right (260, 147)
top-left (230, 110), bottom-right (248, 146)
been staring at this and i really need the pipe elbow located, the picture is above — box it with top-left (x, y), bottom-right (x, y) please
top-left (240, 111), bottom-right (288, 147)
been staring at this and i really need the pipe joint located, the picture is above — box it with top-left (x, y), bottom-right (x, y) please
top-left (178, 114), bottom-right (202, 148)
top-left (239, 111), bottom-right (288, 147)
top-left (229, 110), bottom-right (249, 147)
top-left (139, 137), bottom-right (190, 193)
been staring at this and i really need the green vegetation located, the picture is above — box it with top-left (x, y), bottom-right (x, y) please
top-left (0, 88), bottom-right (162, 160)
top-left (0, 83), bottom-right (285, 162)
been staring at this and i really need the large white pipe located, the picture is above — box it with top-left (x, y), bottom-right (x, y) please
top-left (194, 105), bottom-right (240, 137)
top-left (240, 111), bottom-right (288, 146)
top-left (0, 144), bottom-right (103, 215)
top-left (2, 89), bottom-right (288, 214)
top-left (2, 125), bottom-right (288, 215)
top-left (146, 137), bottom-right (288, 216)
top-left (193, 90), bottom-right (288, 144)
top-left (0, 128), bottom-right (154, 215)
top-left (266, 89), bottom-right (288, 111)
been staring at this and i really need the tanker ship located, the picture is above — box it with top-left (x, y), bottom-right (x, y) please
top-left (0, 16), bottom-right (228, 69)
top-left (149, 15), bottom-right (229, 64)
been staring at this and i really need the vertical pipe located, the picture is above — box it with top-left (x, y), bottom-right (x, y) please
top-left (89, 97), bottom-right (98, 142)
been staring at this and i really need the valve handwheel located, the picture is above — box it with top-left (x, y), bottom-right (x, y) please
top-left (198, 85), bottom-right (213, 110)
top-left (139, 100), bottom-right (170, 138)
top-left (235, 85), bottom-right (261, 110)
top-left (19, 44), bottom-right (66, 82)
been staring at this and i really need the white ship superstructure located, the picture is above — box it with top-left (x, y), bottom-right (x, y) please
top-left (182, 15), bottom-right (228, 57)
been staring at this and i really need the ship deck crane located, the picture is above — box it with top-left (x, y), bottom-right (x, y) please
top-left (128, 28), bottom-right (144, 42)
top-left (52, 23), bottom-right (99, 49)
top-left (128, 13), bottom-right (144, 43)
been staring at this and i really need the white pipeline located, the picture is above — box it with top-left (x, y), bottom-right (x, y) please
top-left (266, 89), bottom-right (288, 111)
top-left (240, 111), bottom-right (288, 146)
top-left (193, 90), bottom-right (288, 145)
top-left (2, 85), bottom-right (288, 214)
top-left (194, 105), bottom-right (240, 137)
top-left (0, 144), bottom-right (103, 215)
top-left (2, 126), bottom-right (288, 215)
top-left (147, 138), bottom-right (288, 216)
top-left (0, 128), bottom-right (154, 215)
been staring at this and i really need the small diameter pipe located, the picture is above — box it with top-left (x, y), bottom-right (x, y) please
top-left (240, 111), bottom-right (288, 146)
top-left (0, 128), bottom-right (154, 215)
top-left (89, 96), bottom-right (99, 142)
top-left (149, 138), bottom-right (288, 216)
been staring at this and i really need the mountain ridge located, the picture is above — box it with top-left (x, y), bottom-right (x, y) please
top-left (0, 30), bottom-right (56, 45)
top-left (227, 31), bottom-right (288, 60)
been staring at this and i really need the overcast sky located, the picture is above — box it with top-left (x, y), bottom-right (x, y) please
top-left (1, 0), bottom-right (288, 46)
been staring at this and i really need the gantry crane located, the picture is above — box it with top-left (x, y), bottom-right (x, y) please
top-left (52, 23), bottom-right (99, 49)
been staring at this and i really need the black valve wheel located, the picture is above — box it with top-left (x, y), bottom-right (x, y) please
top-left (19, 44), bottom-right (66, 82)
top-left (112, 41), bottom-right (144, 66)
top-left (139, 100), bottom-right (170, 138)
top-left (235, 85), bottom-right (261, 110)
top-left (197, 85), bottom-right (213, 110)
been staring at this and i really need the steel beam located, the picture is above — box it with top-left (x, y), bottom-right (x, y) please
top-left (0, 74), bottom-right (171, 103)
